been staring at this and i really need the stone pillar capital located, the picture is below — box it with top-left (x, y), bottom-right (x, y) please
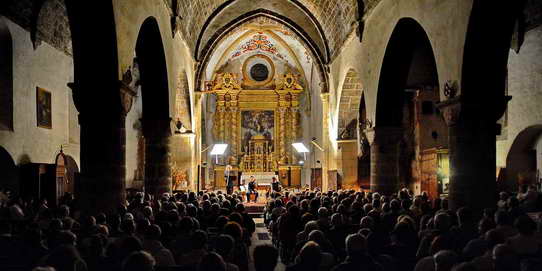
top-left (436, 96), bottom-right (462, 127)
top-left (118, 80), bottom-right (137, 116)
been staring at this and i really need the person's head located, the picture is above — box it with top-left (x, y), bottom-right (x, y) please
top-left (345, 233), bottom-right (367, 256)
top-left (494, 210), bottom-right (511, 226)
top-left (477, 218), bottom-right (495, 236)
top-left (434, 212), bottom-right (451, 232)
top-left (484, 229), bottom-right (505, 250)
top-left (457, 207), bottom-right (473, 226)
top-left (191, 230), bottom-right (208, 250)
top-left (360, 216), bottom-right (374, 230)
top-left (214, 234), bottom-right (235, 260)
top-left (253, 245), bottom-right (278, 271)
top-left (199, 252), bottom-right (226, 271)
top-left (250, 176), bottom-right (255, 182)
top-left (297, 241), bottom-right (322, 267)
top-left (434, 250), bottom-right (458, 271)
top-left (308, 230), bottom-right (327, 246)
top-left (145, 224), bottom-right (161, 241)
top-left (514, 215), bottom-right (537, 236)
top-left (317, 207), bottom-right (329, 219)
top-left (330, 213), bottom-right (343, 227)
top-left (45, 245), bottom-right (84, 271)
top-left (121, 218), bottom-right (136, 235)
top-left (304, 220), bottom-right (319, 234)
top-left (223, 221), bottom-right (243, 241)
top-left (492, 244), bottom-right (519, 271)
top-left (451, 263), bottom-right (477, 271)
top-left (122, 251), bottom-right (155, 271)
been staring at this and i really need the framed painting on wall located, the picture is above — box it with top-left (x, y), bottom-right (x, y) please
top-left (36, 87), bottom-right (52, 129)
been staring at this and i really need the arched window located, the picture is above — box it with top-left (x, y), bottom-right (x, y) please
top-left (0, 17), bottom-right (13, 131)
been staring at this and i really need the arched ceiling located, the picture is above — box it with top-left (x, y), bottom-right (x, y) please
top-left (175, 0), bottom-right (382, 62)
top-left (204, 16), bottom-right (314, 86)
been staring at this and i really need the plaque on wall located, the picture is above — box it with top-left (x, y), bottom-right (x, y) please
top-left (36, 87), bottom-right (52, 129)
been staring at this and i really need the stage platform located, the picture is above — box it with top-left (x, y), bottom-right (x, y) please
top-left (245, 201), bottom-right (266, 216)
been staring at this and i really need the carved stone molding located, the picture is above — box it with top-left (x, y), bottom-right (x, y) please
top-left (436, 96), bottom-right (462, 127)
top-left (118, 69), bottom-right (138, 116)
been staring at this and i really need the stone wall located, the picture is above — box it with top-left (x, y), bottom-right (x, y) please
top-left (496, 25), bottom-right (542, 187)
top-left (0, 16), bottom-right (79, 189)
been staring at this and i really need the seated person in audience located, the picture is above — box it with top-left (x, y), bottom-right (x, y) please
top-left (253, 244), bottom-right (278, 271)
top-left (122, 251), bottom-right (156, 271)
top-left (332, 234), bottom-right (382, 271)
top-left (286, 241), bottom-right (322, 271)
top-left (142, 224), bottom-right (175, 266)
top-left (177, 230), bottom-right (208, 268)
top-left (215, 234), bottom-right (240, 271)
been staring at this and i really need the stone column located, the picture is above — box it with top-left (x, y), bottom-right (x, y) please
top-left (337, 139), bottom-right (359, 189)
top-left (143, 118), bottom-right (172, 197)
top-left (69, 81), bottom-right (132, 215)
top-left (437, 97), bottom-right (502, 211)
top-left (366, 127), bottom-right (403, 195)
top-left (320, 93), bottom-right (330, 191)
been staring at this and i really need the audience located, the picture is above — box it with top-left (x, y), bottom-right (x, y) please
top-left (0, 186), bottom-right (539, 271)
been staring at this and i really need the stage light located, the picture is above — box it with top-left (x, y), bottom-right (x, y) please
top-left (210, 144), bottom-right (228, 155)
top-left (292, 142), bottom-right (309, 153)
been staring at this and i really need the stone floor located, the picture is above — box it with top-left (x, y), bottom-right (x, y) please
top-left (248, 217), bottom-right (286, 271)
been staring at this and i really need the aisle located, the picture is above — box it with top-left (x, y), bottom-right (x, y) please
top-left (248, 217), bottom-right (286, 271)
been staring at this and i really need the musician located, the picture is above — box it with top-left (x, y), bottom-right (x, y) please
top-left (271, 176), bottom-right (281, 192)
top-left (246, 176), bottom-right (258, 202)
top-left (225, 165), bottom-right (233, 195)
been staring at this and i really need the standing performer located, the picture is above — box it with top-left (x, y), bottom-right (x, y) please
top-left (225, 165), bottom-right (233, 195)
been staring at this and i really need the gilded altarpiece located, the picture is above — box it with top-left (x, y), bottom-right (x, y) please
top-left (207, 73), bottom-right (304, 187)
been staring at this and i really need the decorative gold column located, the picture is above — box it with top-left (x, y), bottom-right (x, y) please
top-left (218, 106), bottom-right (225, 143)
top-left (291, 107), bottom-right (300, 163)
top-left (230, 107), bottom-right (238, 160)
top-left (278, 107), bottom-right (288, 164)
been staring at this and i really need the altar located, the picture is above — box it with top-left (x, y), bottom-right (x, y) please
top-left (207, 68), bottom-right (306, 190)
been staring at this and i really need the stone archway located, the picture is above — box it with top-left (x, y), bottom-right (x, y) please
top-left (371, 18), bottom-right (441, 195)
top-left (135, 17), bottom-right (173, 197)
top-left (0, 146), bottom-right (18, 193)
top-left (436, 0), bottom-right (526, 211)
top-left (505, 125), bottom-right (542, 191)
top-left (0, 17), bottom-right (13, 131)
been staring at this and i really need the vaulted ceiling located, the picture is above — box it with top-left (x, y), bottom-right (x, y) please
top-left (175, 0), bottom-right (382, 62)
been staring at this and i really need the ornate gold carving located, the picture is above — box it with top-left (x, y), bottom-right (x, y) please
top-left (276, 73), bottom-right (303, 92)
top-left (206, 71), bottom-right (305, 174)
top-left (210, 73), bottom-right (242, 92)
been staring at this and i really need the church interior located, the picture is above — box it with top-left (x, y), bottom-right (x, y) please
top-left (1, 1), bottom-right (542, 271)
